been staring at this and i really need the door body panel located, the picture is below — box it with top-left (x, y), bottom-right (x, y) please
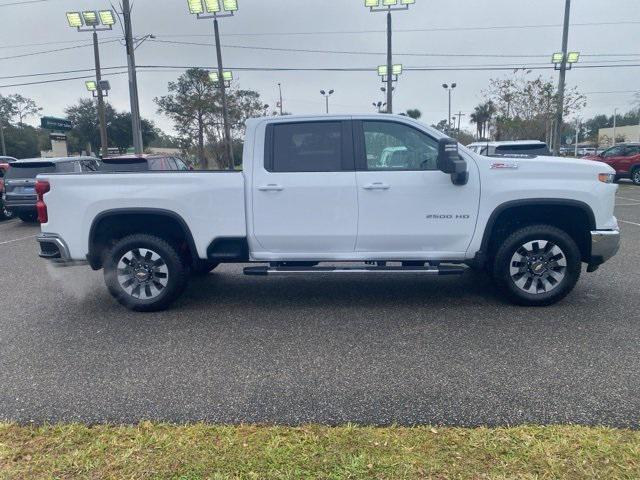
top-left (355, 168), bottom-right (480, 254)
top-left (353, 119), bottom-right (481, 256)
top-left (251, 119), bottom-right (358, 254)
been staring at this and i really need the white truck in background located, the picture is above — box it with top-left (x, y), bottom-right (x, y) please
top-left (36, 115), bottom-right (620, 311)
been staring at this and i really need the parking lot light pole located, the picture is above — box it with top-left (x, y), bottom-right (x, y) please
top-left (365, 0), bottom-right (415, 114)
top-left (66, 10), bottom-right (115, 158)
top-left (442, 83), bottom-right (457, 131)
top-left (188, 0), bottom-right (238, 170)
top-left (320, 90), bottom-right (334, 114)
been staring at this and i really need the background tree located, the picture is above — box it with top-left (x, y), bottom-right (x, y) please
top-left (470, 101), bottom-right (496, 140)
top-left (155, 68), bottom-right (218, 169)
top-left (404, 109), bottom-right (422, 120)
top-left (11, 94), bottom-right (42, 126)
top-left (66, 98), bottom-right (157, 155)
top-left (156, 68), bottom-right (267, 169)
top-left (482, 73), bottom-right (585, 142)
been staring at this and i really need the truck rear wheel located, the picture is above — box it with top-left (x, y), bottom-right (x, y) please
top-left (492, 224), bottom-right (581, 306)
top-left (631, 167), bottom-right (640, 185)
top-left (104, 234), bottom-right (188, 312)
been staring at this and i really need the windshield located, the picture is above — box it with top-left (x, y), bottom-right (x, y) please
top-left (5, 162), bottom-right (56, 179)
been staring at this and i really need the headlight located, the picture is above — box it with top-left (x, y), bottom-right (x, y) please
top-left (598, 173), bottom-right (615, 184)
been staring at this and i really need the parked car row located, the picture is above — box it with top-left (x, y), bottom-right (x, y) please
top-left (467, 140), bottom-right (640, 185)
top-left (0, 154), bottom-right (192, 222)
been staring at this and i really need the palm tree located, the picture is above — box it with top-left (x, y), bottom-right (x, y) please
top-left (470, 101), bottom-right (496, 139)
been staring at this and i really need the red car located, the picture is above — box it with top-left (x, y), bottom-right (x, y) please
top-left (585, 143), bottom-right (640, 185)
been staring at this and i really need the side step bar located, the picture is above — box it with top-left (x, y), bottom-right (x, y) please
top-left (244, 265), bottom-right (467, 276)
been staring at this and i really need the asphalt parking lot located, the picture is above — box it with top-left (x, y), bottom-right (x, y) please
top-left (0, 183), bottom-right (639, 427)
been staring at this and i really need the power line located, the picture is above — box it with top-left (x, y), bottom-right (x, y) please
top-left (0, 65), bottom-right (128, 80)
top-left (0, 70), bottom-right (129, 88)
top-left (0, 0), bottom-right (57, 7)
top-left (2, 62), bottom-right (640, 89)
top-left (0, 38), bottom-right (122, 61)
top-left (156, 20), bottom-right (640, 38)
top-left (148, 38), bottom-right (640, 60)
top-left (0, 36), bottom-right (122, 50)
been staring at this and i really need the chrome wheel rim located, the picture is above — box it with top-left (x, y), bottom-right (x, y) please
top-left (633, 170), bottom-right (640, 184)
top-left (509, 240), bottom-right (567, 295)
top-left (117, 248), bottom-right (169, 300)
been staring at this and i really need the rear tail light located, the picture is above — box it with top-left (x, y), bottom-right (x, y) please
top-left (35, 180), bottom-right (50, 223)
top-left (0, 178), bottom-right (4, 193)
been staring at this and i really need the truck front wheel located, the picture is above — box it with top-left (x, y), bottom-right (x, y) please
top-left (103, 234), bottom-right (188, 312)
top-left (492, 225), bottom-right (581, 306)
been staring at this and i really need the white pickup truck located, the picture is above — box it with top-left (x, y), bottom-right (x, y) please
top-left (36, 115), bottom-right (620, 311)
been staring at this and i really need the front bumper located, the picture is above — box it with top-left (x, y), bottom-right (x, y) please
top-left (588, 229), bottom-right (620, 271)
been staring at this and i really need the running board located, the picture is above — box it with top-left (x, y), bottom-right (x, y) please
top-left (243, 265), bottom-right (467, 276)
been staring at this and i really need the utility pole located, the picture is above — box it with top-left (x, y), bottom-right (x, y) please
top-left (278, 83), bottom-right (283, 115)
top-left (0, 118), bottom-right (6, 156)
top-left (613, 108), bottom-right (618, 146)
top-left (574, 118), bottom-right (580, 157)
top-left (455, 111), bottom-right (466, 134)
top-left (122, 0), bottom-right (144, 154)
top-left (553, 0), bottom-right (571, 156)
top-left (92, 30), bottom-right (109, 158)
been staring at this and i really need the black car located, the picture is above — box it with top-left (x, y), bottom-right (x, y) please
top-left (3, 157), bottom-right (100, 223)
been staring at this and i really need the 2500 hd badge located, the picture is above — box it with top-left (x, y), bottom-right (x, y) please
top-left (426, 214), bottom-right (471, 219)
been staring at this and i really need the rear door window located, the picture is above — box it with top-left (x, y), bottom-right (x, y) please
top-left (267, 121), bottom-right (351, 172)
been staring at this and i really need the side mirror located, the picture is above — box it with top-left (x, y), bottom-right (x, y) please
top-left (437, 138), bottom-right (468, 186)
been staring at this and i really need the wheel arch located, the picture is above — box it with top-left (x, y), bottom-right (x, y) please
top-left (88, 208), bottom-right (199, 270)
top-left (476, 199), bottom-right (596, 267)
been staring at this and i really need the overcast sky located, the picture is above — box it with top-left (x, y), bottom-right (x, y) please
top-left (1, 0), bottom-right (639, 135)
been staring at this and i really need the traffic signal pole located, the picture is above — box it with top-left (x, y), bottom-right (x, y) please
top-left (122, 0), bottom-right (144, 154)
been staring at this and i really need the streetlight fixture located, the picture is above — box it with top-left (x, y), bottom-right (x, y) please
top-left (365, 0), bottom-right (415, 114)
top-left (373, 101), bottom-right (387, 113)
top-left (442, 83), bottom-right (457, 132)
top-left (552, 51), bottom-right (580, 70)
top-left (66, 8), bottom-right (115, 157)
top-left (187, 0), bottom-right (239, 170)
top-left (320, 89), bottom-right (335, 114)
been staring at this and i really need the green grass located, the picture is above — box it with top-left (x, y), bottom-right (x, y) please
top-left (1, 423), bottom-right (639, 479)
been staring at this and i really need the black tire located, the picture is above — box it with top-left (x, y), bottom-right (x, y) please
top-left (492, 224), bottom-right (581, 306)
top-left (191, 260), bottom-right (220, 276)
top-left (19, 212), bottom-right (38, 223)
top-left (103, 234), bottom-right (189, 312)
top-left (631, 167), bottom-right (640, 186)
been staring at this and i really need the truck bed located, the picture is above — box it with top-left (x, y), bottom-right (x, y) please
top-left (38, 171), bottom-right (247, 261)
